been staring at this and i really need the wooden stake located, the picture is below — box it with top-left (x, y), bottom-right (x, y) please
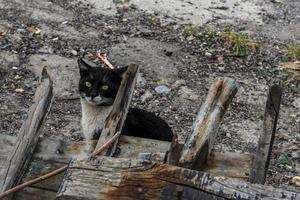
top-left (249, 83), bottom-right (283, 184)
top-left (179, 78), bottom-right (238, 170)
top-left (95, 64), bottom-right (139, 156)
top-left (0, 68), bottom-right (53, 200)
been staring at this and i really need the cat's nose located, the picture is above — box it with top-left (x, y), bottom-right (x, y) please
top-left (90, 91), bottom-right (97, 99)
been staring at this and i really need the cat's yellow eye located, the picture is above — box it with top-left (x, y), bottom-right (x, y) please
top-left (101, 85), bottom-right (109, 90)
top-left (85, 81), bottom-right (92, 88)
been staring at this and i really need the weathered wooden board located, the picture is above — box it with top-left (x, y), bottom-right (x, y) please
top-left (9, 135), bottom-right (168, 194)
top-left (0, 69), bottom-right (53, 200)
top-left (117, 135), bottom-right (170, 158)
top-left (94, 64), bottom-right (139, 157)
top-left (179, 78), bottom-right (238, 170)
top-left (250, 83), bottom-right (283, 184)
top-left (204, 152), bottom-right (253, 179)
top-left (57, 156), bottom-right (300, 200)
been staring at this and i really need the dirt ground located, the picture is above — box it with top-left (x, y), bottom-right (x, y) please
top-left (0, 0), bottom-right (299, 191)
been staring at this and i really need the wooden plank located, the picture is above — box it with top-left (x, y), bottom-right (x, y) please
top-left (117, 135), bottom-right (170, 158)
top-left (57, 156), bottom-right (300, 200)
top-left (250, 83), bottom-right (283, 184)
top-left (0, 68), bottom-right (53, 200)
top-left (94, 64), bottom-right (139, 156)
top-left (11, 135), bottom-right (168, 194)
top-left (32, 135), bottom-right (169, 163)
top-left (204, 152), bottom-right (253, 179)
top-left (14, 187), bottom-right (56, 200)
top-left (179, 78), bottom-right (238, 170)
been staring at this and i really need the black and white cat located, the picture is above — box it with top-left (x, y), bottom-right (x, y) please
top-left (78, 58), bottom-right (173, 151)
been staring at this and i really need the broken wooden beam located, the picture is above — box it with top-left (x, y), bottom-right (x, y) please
top-left (57, 156), bottom-right (300, 200)
top-left (0, 68), bottom-right (53, 200)
top-left (249, 83), bottom-right (283, 184)
top-left (93, 64), bottom-right (139, 157)
top-left (179, 78), bottom-right (238, 170)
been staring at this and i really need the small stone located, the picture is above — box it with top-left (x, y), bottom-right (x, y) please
top-left (155, 85), bottom-right (171, 94)
top-left (226, 133), bottom-right (231, 138)
top-left (141, 91), bottom-right (153, 102)
top-left (14, 75), bottom-right (22, 80)
top-left (70, 50), bottom-right (78, 56)
top-left (205, 52), bottom-right (212, 57)
top-left (17, 28), bottom-right (26, 33)
top-left (187, 35), bottom-right (195, 41)
top-left (15, 88), bottom-right (24, 93)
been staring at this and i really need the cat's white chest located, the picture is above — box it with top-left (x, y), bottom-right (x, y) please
top-left (81, 99), bottom-right (112, 140)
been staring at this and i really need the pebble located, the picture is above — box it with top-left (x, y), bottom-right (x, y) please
top-left (15, 88), bottom-right (24, 93)
top-left (70, 50), bottom-right (78, 56)
top-left (226, 133), bottom-right (231, 138)
top-left (155, 85), bottom-right (171, 94)
top-left (141, 91), bottom-right (153, 102)
top-left (205, 52), bottom-right (212, 57)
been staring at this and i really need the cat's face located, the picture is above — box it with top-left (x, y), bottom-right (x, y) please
top-left (78, 58), bottom-right (127, 106)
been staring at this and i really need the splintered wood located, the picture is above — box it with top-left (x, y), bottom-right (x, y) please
top-left (93, 64), bottom-right (139, 157)
top-left (0, 68), bottom-right (53, 200)
top-left (56, 156), bottom-right (299, 200)
top-left (178, 78), bottom-right (238, 170)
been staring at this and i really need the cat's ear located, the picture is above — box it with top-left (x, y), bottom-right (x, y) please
top-left (113, 66), bottom-right (128, 80)
top-left (78, 58), bottom-right (92, 77)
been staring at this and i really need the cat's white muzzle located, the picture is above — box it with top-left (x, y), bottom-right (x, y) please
top-left (81, 94), bottom-right (113, 106)
top-left (85, 96), bottom-right (103, 105)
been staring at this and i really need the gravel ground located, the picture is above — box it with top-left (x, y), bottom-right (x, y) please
top-left (0, 0), bottom-right (299, 191)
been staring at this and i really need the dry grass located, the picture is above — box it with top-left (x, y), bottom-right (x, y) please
top-left (286, 41), bottom-right (300, 61)
top-left (221, 31), bottom-right (260, 55)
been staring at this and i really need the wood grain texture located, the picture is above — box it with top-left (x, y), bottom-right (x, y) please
top-left (250, 83), bottom-right (283, 184)
top-left (204, 152), bottom-right (253, 179)
top-left (94, 64), bottom-right (139, 157)
top-left (117, 135), bottom-right (170, 158)
top-left (0, 68), bottom-right (53, 200)
top-left (179, 78), bottom-right (238, 170)
top-left (57, 156), bottom-right (299, 200)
